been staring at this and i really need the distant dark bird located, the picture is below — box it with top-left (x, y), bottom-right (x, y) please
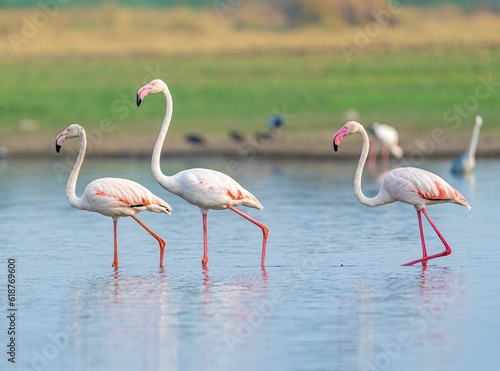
top-left (254, 115), bottom-right (287, 144)
top-left (268, 115), bottom-right (286, 131)
top-left (254, 130), bottom-right (274, 144)
top-left (229, 130), bottom-right (246, 143)
top-left (451, 115), bottom-right (483, 176)
top-left (185, 133), bottom-right (206, 145)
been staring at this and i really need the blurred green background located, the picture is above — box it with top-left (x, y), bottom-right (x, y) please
top-left (1, 0), bottom-right (499, 155)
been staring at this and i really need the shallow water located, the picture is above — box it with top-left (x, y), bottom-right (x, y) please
top-left (1, 157), bottom-right (499, 370)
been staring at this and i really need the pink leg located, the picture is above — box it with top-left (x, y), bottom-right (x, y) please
top-left (226, 205), bottom-right (269, 266)
top-left (130, 215), bottom-right (166, 268)
top-left (112, 218), bottom-right (119, 267)
top-left (402, 208), bottom-right (452, 266)
top-left (368, 143), bottom-right (379, 169)
top-left (202, 266), bottom-right (210, 287)
top-left (202, 213), bottom-right (209, 267)
top-left (418, 210), bottom-right (428, 266)
top-left (382, 147), bottom-right (390, 171)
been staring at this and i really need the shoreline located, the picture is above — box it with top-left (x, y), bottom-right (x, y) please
top-left (3, 142), bottom-right (500, 161)
top-left (2, 128), bottom-right (499, 161)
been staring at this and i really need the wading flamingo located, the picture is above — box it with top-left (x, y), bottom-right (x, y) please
top-left (333, 121), bottom-right (470, 266)
top-left (55, 124), bottom-right (172, 267)
top-left (451, 115), bottom-right (483, 176)
top-left (367, 122), bottom-right (404, 170)
top-left (136, 79), bottom-right (268, 267)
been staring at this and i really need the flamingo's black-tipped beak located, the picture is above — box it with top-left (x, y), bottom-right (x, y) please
top-left (332, 127), bottom-right (347, 153)
top-left (136, 94), bottom-right (142, 107)
top-left (55, 133), bottom-right (63, 153)
top-left (55, 130), bottom-right (69, 153)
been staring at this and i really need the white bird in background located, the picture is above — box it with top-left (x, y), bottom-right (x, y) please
top-left (367, 123), bottom-right (404, 170)
top-left (136, 79), bottom-right (268, 267)
top-left (333, 121), bottom-right (470, 267)
top-left (451, 115), bottom-right (483, 176)
top-left (55, 124), bottom-right (172, 267)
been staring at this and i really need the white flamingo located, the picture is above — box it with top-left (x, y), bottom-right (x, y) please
top-left (451, 115), bottom-right (483, 176)
top-left (136, 79), bottom-right (268, 267)
top-left (367, 122), bottom-right (404, 170)
top-left (333, 121), bottom-right (470, 266)
top-left (55, 124), bottom-right (172, 267)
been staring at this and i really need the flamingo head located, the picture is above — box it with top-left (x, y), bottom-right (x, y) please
top-left (55, 124), bottom-right (84, 153)
top-left (333, 121), bottom-right (362, 152)
top-left (136, 79), bottom-right (167, 107)
top-left (475, 115), bottom-right (483, 127)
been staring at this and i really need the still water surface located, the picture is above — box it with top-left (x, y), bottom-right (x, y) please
top-left (0, 157), bottom-right (499, 370)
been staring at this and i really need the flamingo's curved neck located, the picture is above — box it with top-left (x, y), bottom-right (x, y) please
top-left (465, 121), bottom-right (482, 161)
top-left (354, 124), bottom-right (392, 207)
top-left (66, 131), bottom-right (86, 209)
top-left (151, 86), bottom-right (175, 190)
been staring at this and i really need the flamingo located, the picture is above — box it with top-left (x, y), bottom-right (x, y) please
top-left (55, 124), bottom-right (172, 267)
top-left (333, 121), bottom-right (470, 266)
top-left (451, 115), bottom-right (483, 176)
top-left (367, 123), bottom-right (404, 170)
top-left (136, 79), bottom-right (268, 267)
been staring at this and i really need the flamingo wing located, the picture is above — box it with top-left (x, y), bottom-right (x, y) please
top-left (384, 167), bottom-right (470, 209)
top-left (171, 168), bottom-right (263, 210)
top-left (82, 177), bottom-right (172, 217)
top-left (370, 123), bottom-right (399, 146)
